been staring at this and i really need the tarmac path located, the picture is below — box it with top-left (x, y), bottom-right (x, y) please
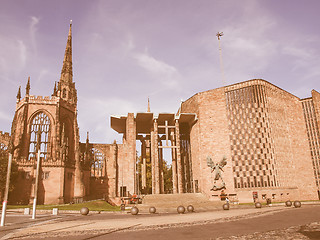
top-left (1, 204), bottom-right (320, 239)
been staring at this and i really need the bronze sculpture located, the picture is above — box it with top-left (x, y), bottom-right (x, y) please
top-left (207, 156), bottom-right (227, 191)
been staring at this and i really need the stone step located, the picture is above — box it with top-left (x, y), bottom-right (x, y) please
top-left (142, 193), bottom-right (210, 204)
top-left (139, 193), bottom-right (225, 210)
top-left (131, 204), bottom-right (225, 213)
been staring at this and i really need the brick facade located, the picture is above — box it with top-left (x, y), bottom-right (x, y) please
top-left (181, 79), bottom-right (319, 202)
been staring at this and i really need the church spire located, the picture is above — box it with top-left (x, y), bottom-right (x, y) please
top-left (58, 21), bottom-right (77, 104)
top-left (147, 97), bottom-right (150, 112)
top-left (59, 20), bottom-right (73, 84)
top-left (26, 76), bottom-right (30, 96)
top-left (16, 86), bottom-right (21, 102)
top-left (52, 82), bottom-right (57, 96)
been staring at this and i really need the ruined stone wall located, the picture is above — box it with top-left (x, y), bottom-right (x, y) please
top-left (122, 113), bottom-right (136, 196)
top-left (91, 143), bottom-right (119, 199)
top-left (0, 131), bottom-right (10, 149)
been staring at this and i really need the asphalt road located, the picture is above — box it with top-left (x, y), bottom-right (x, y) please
top-left (1, 205), bottom-right (320, 240)
top-left (74, 205), bottom-right (320, 240)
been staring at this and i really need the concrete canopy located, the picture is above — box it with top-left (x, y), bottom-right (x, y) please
top-left (110, 113), bottom-right (197, 135)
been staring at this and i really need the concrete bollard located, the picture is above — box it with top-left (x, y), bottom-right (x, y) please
top-left (149, 206), bottom-right (156, 214)
top-left (223, 203), bottom-right (230, 210)
top-left (24, 208), bottom-right (30, 215)
top-left (294, 201), bottom-right (301, 208)
top-left (52, 208), bottom-right (59, 215)
top-left (177, 206), bottom-right (185, 214)
top-left (255, 202), bottom-right (262, 208)
top-left (187, 205), bottom-right (194, 212)
top-left (285, 200), bottom-right (292, 207)
top-left (131, 206), bottom-right (139, 215)
top-left (80, 207), bottom-right (89, 215)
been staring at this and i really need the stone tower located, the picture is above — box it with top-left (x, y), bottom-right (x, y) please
top-left (10, 21), bottom-right (86, 204)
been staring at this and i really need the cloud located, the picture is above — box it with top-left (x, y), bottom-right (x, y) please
top-left (37, 69), bottom-right (49, 83)
top-left (0, 110), bottom-right (12, 121)
top-left (133, 50), bottom-right (180, 88)
top-left (29, 16), bottom-right (40, 52)
top-left (122, 34), bottom-right (135, 53)
top-left (282, 45), bottom-right (314, 61)
top-left (78, 97), bottom-right (139, 142)
top-left (17, 40), bottom-right (27, 68)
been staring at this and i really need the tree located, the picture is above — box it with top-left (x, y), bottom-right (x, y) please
top-left (136, 153), bottom-right (173, 194)
top-left (162, 160), bottom-right (173, 194)
top-left (0, 149), bottom-right (19, 202)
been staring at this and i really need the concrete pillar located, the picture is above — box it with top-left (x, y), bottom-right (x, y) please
top-left (159, 141), bottom-right (164, 194)
top-left (73, 122), bottom-right (85, 201)
top-left (175, 119), bottom-right (183, 193)
top-left (141, 140), bottom-right (147, 189)
top-left (150, 130), bottom-right (155, 194)
top-left (110, 142), bottom-right (118, 198)
top-left (125, 113), bottom-right (136, 195)
top-left (171, 131), bottom-right (178, 194)
top-left (153, 119), bottom-right (160, 194)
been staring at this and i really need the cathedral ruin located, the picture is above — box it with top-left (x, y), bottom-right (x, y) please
top-left (1, 23), bottom-right (320, 205)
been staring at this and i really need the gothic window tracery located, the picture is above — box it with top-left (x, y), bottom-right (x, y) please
top-left (28, 112), bottom-right (50, 161)
top-left (62, 88), bottom-right (67, 99)
top-left (0, 142), bottom-right (7, 151)
top-left (91, 148), bottom-right (105, 177)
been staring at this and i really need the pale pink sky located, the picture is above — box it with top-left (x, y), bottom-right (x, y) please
top-left (0, 0), bottom-right (319, 143)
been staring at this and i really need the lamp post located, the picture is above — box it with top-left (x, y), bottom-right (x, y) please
top-left (0, 153), bottom-right (13, 227)
top-left (32, 149), bottom-right (41, 219)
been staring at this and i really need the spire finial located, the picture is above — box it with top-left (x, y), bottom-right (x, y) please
top-left (59, 21), bottom-right (73, 84)
top-left (147, 97), bottom-right (150, 112)
top-left (52, 82), bottom-right (57, 96)
top-left (16, 86), bottom-right (21, 101)
top-left (26, 76), bottom-right (30, 96)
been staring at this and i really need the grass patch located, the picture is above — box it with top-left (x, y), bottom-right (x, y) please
top-left (6, 200), bottom-right (120, 211)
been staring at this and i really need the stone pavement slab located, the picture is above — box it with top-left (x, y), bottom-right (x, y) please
top-left (5, 206), bottom-right (288, 239)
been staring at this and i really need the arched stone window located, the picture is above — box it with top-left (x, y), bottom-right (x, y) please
top-left (62, 88), bottom-right (67, 99)
top-left (0, 142), bottom-right (7, 151)
top-left (28, 112), bottom-right (51, 161)
top-left (91, 148), bottom-right (105, 177)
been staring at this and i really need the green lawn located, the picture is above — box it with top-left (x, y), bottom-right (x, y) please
top-left (6, 200), bottom-right (120, 211)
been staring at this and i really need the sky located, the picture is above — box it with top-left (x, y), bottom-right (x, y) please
top-left (0, 0), bottom-right (319, 144)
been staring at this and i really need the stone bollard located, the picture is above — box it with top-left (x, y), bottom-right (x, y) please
top-left (24, 208), bottom-right (30, 215)
top-left (131, 206), bottom-right (139, 215)
top-left (80, 207), bottom-right (89, 215)
top-left (149, 206), bottom-right (156, 214)
top-left (177, 206), bottom-right (185, 214)
top-left (223, 203), bottom-right (230, 210)
top-left (285, 200), bottom-right (292, 207)
top-left (52, 208), bottom-right (59, 215)
top-left (294, 201), bottom-right (301, 208)
top-left (255, 202), bottom-right (262, 208)
top-left (187, 205), bottom-right (194, 212)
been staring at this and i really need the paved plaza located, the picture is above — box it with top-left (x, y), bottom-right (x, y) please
top-left (0, 203), bottom-right (320, 239)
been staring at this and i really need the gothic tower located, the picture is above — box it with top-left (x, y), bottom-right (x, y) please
top-left (10, 21), bottom-right (86, 204)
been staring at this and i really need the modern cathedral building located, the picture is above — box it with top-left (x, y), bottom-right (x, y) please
top-left (0, 23), bottom-right (319, 205)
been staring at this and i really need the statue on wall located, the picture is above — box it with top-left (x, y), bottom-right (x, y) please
top-left (207, 156), bottom-right (227, 191)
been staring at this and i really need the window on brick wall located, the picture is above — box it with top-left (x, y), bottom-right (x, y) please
top-left (28, 112), bottom-right (51, 161)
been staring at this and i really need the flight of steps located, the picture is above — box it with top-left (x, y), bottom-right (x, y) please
top-left (132, 193), bottom-right (225, 213)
